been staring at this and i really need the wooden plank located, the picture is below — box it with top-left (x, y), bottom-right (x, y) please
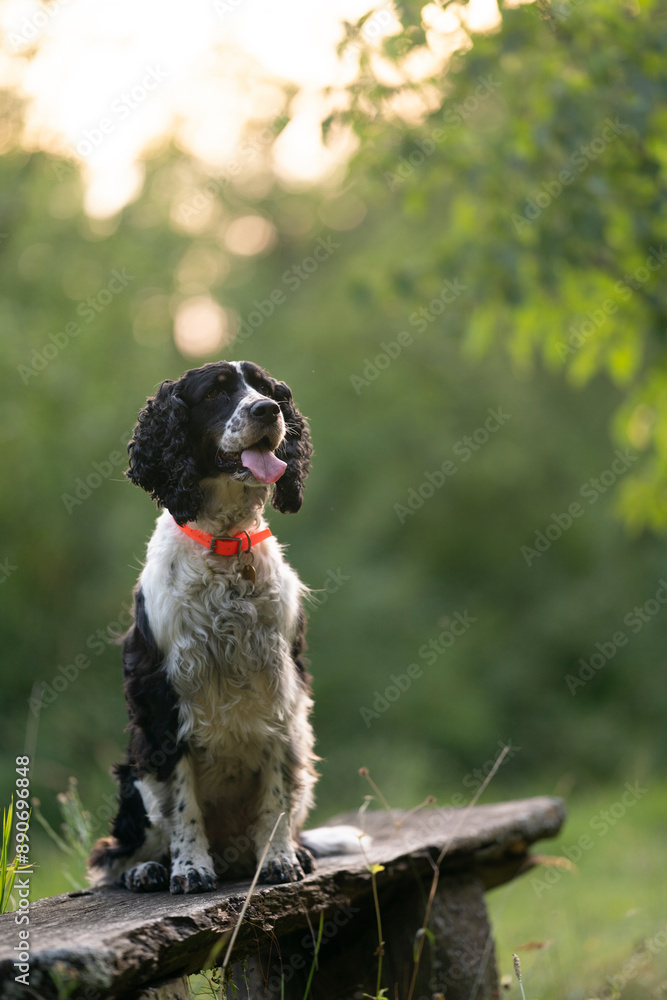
top-left (0, 797), bottom-right (565, 999)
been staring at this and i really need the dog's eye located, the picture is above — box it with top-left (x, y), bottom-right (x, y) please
top-left (206, 387), bottom-right (225, 399)
top-left (257, 382), bottom-right (271, 396)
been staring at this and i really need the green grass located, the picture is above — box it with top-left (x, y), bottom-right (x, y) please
top-left (16, 780), bottom-right (667, 999)
top-left (1, 798), bottom-right (29, 914)
top-left (489, 782), bottom-right (667, 1000)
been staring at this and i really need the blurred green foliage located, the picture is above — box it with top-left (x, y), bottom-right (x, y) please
top-left (345, 0), bottom-right (667, 532)
top-left (1, 0), bottom-right (666, 847)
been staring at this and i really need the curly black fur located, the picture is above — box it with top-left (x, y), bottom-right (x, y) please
top-left (123, 588), bottom-right (184, 782)
top-left (126, 380), bottom-right (204, 525)
top-left (87, 762), bottom-right (150, 873)
top-left (89, 588), bottom-right (182, 878)
top-left (272, 380), bottom-right (312, 514)
top-left (290, 597), bottom-right (312, 691)
top-left (126, 362), bottom-right (311, 522)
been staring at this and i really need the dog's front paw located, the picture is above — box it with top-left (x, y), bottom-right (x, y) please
top-left (259, 853), bottom-right (306, 885)
top-left (170, 864), bottom-right (217, 894)
top-left (122, 861), bottom-right (170, 893)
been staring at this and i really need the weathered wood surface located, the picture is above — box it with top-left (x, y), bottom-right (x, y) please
top-left (0, 797), bottom-right (565, 1000)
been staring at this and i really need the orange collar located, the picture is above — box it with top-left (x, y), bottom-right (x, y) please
top-left (175, 519), bottom-right (272, 556)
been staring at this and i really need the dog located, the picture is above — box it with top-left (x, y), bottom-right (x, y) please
top-left (88, 360), bottom-right (360, 893)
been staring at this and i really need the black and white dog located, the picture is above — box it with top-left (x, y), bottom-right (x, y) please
top-left (89, 360), bottom-right (358, 894)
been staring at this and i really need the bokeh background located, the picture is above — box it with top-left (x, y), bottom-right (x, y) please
top-left (1, 0), bottom-right (666, 996)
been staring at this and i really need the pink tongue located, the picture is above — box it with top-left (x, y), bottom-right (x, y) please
top-left (241, 446), bottom-right (287, 484)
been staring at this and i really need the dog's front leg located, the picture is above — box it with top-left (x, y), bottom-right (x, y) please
top-left (254, 743), bottom-right (314, 884)
top-left (166, 754), bottom-right (217, 894)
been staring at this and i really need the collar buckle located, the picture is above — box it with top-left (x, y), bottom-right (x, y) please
top-left (209, 531), bottom-right (251, 555)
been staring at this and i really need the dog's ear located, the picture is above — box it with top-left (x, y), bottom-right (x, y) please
top-left (126, 379), bottom-right (203, 525)
top-left (271, 381), bottom-right (312, 514)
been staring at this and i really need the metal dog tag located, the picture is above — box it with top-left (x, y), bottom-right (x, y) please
top-left (241, 563), bottom-right (256, 585)
top-left (238, 550), bottom-right (256, 586)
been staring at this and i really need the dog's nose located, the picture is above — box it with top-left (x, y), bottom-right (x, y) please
top-left (250, 399), bottom-right (280, 423)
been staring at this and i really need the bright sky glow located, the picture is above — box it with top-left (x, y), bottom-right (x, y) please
top-left (0, 0), bottom-right (502, 357)
top-left (0, 0), bottom-right (501, 217)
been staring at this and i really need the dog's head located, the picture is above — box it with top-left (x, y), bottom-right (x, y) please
top-left (127, 361), bottom-right (312, 524)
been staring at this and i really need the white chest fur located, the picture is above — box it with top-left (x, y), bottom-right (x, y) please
top-left (139, 511), bottom-right (305, 755)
